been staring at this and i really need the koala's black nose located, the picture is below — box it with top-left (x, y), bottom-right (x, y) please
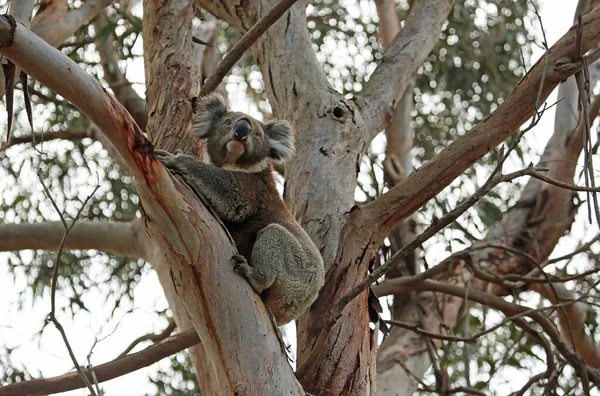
top-left (234, 119), bottom-right (252, 140)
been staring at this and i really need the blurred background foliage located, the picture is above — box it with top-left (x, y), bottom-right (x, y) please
top-left (4, 0), bottom-right (595, 394)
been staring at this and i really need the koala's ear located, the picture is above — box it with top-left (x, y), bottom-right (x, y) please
top-left (193, 93), bottom-right (228, 138)
top-left (265, 120), bottom-right (295, 161)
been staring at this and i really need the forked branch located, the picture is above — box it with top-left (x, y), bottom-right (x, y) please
top-left (354, 5), bottom-right (600, 248)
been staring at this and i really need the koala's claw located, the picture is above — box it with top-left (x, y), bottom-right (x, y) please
top-left (155, 149), bottom-right (172, 158)
top-left (231, 254), bottom-right (247, 264)
top-left (156, 150), bottom-right (189, 174)
top-left (232, 255), bottom-right (252, 276)
top-left (155, 149), bottom-right (183, 157)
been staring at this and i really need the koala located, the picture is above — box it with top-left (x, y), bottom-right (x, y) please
top-left (157, 94), bottom-right (325, 325)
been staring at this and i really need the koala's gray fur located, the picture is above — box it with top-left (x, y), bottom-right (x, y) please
top-left (157, 94), bottom-right (324, 325)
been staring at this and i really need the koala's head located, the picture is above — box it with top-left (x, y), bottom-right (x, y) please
top-left (193, 94), bottom-right (295, 172)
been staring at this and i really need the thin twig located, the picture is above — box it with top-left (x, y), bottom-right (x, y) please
top-left (374, 278), bottom-right (600, 388)
top-left (546, 234), bottom-right (600, 264)
top-left (199, 0), bottom-right (300, 96)
top-left (38, 171), bottom-right (100, 396)
top-left (0, 129), bottom-right (92, 151)
top-left (528, 171), bottom-right (600, 192)
top-left (297, 165), bottom-right (551, 376)
top-left (385, 294), bottom-right (587, 344)
top-left (86, 339), bottom-right (102, 396)
top-left (336, 166), bottom-right (549, 317)
top-left (575, 13), bottom-right (600, 230)
top-left (116, 319), bottom-right (176, 359)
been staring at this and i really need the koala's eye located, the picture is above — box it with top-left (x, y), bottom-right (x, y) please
top-left (223, 119), bottom-right (232, 126)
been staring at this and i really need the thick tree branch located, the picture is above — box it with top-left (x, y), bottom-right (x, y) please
top-left (360, 0), bottom-right (453, 135)
top-left (0, 329), bottom-right (200, 396)
top-left (8, 0), bottom-right (34, 27)
top-left (354, 6), bottom-right (600, 245)
top-left (93, 12), bottom-right (147, 130)
top-left (0, 219), bottom-right (148, 260)
top-left (0, 0), bottom-right (113, 98)
top-left (30, 0), bottom-right (113, 47)
top-left (0, 16), bottom-right (196, 260)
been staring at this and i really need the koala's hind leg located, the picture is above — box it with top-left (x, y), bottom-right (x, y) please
top-left (244, 223), bottom-right (310, 324)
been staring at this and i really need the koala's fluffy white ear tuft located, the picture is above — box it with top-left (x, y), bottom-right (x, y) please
top-left (265, 121), bottom-right (295, 161)
top-left (193, 94), bottom-right (227, 138)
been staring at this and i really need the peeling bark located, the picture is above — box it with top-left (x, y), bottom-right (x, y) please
top-left (142, 0), bottom-right (200, 154)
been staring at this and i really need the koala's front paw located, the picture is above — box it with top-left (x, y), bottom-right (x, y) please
top-left (156, 149), bottom-right (190, 174)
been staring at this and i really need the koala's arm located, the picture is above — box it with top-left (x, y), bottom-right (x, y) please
top-left (156, 151), bottom-right (255, 222)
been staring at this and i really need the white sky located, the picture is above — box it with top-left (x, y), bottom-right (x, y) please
top-left (0, 1), bottom-right (588, 395)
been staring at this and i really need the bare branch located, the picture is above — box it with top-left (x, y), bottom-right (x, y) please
top-left (0, 129), bottom-right (92, 150)
top-left (372, 279), bottom-right (600, 384)
top-left (531, 282), bottom-right (600, 368)
top-left (0, 16), bottom-right (196, 260)
top-left (0, 0), bottom-right (113, 98)
top-left (93, 12), bottom-right (147, 130)
top-left (199, 0), bottom-right (301, 96)
top-left (116, 319), bottom-right (176, 359)
top-left (575, 14), bottom-right (600, 225)
top-left (38, 174), bottom-right (100, 396)
top-left (8, 0), bottom-right (34, 27)
top-left (353, 6), bottom-right (600, 244)
top-left (31, 0), bottom-right (113, 47)
top-left (528, 171), bottom-right (600, 192)
top-left (0, 219), bottom-right (148, 260)
top-left (340, 166), bottom-right (551, 314)
top-left (360, 0), bottom-right (454, 135)
top-left (546, 234), bottom-right (600, 265)
top-left (0, 329), bottom-right (200, 396)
